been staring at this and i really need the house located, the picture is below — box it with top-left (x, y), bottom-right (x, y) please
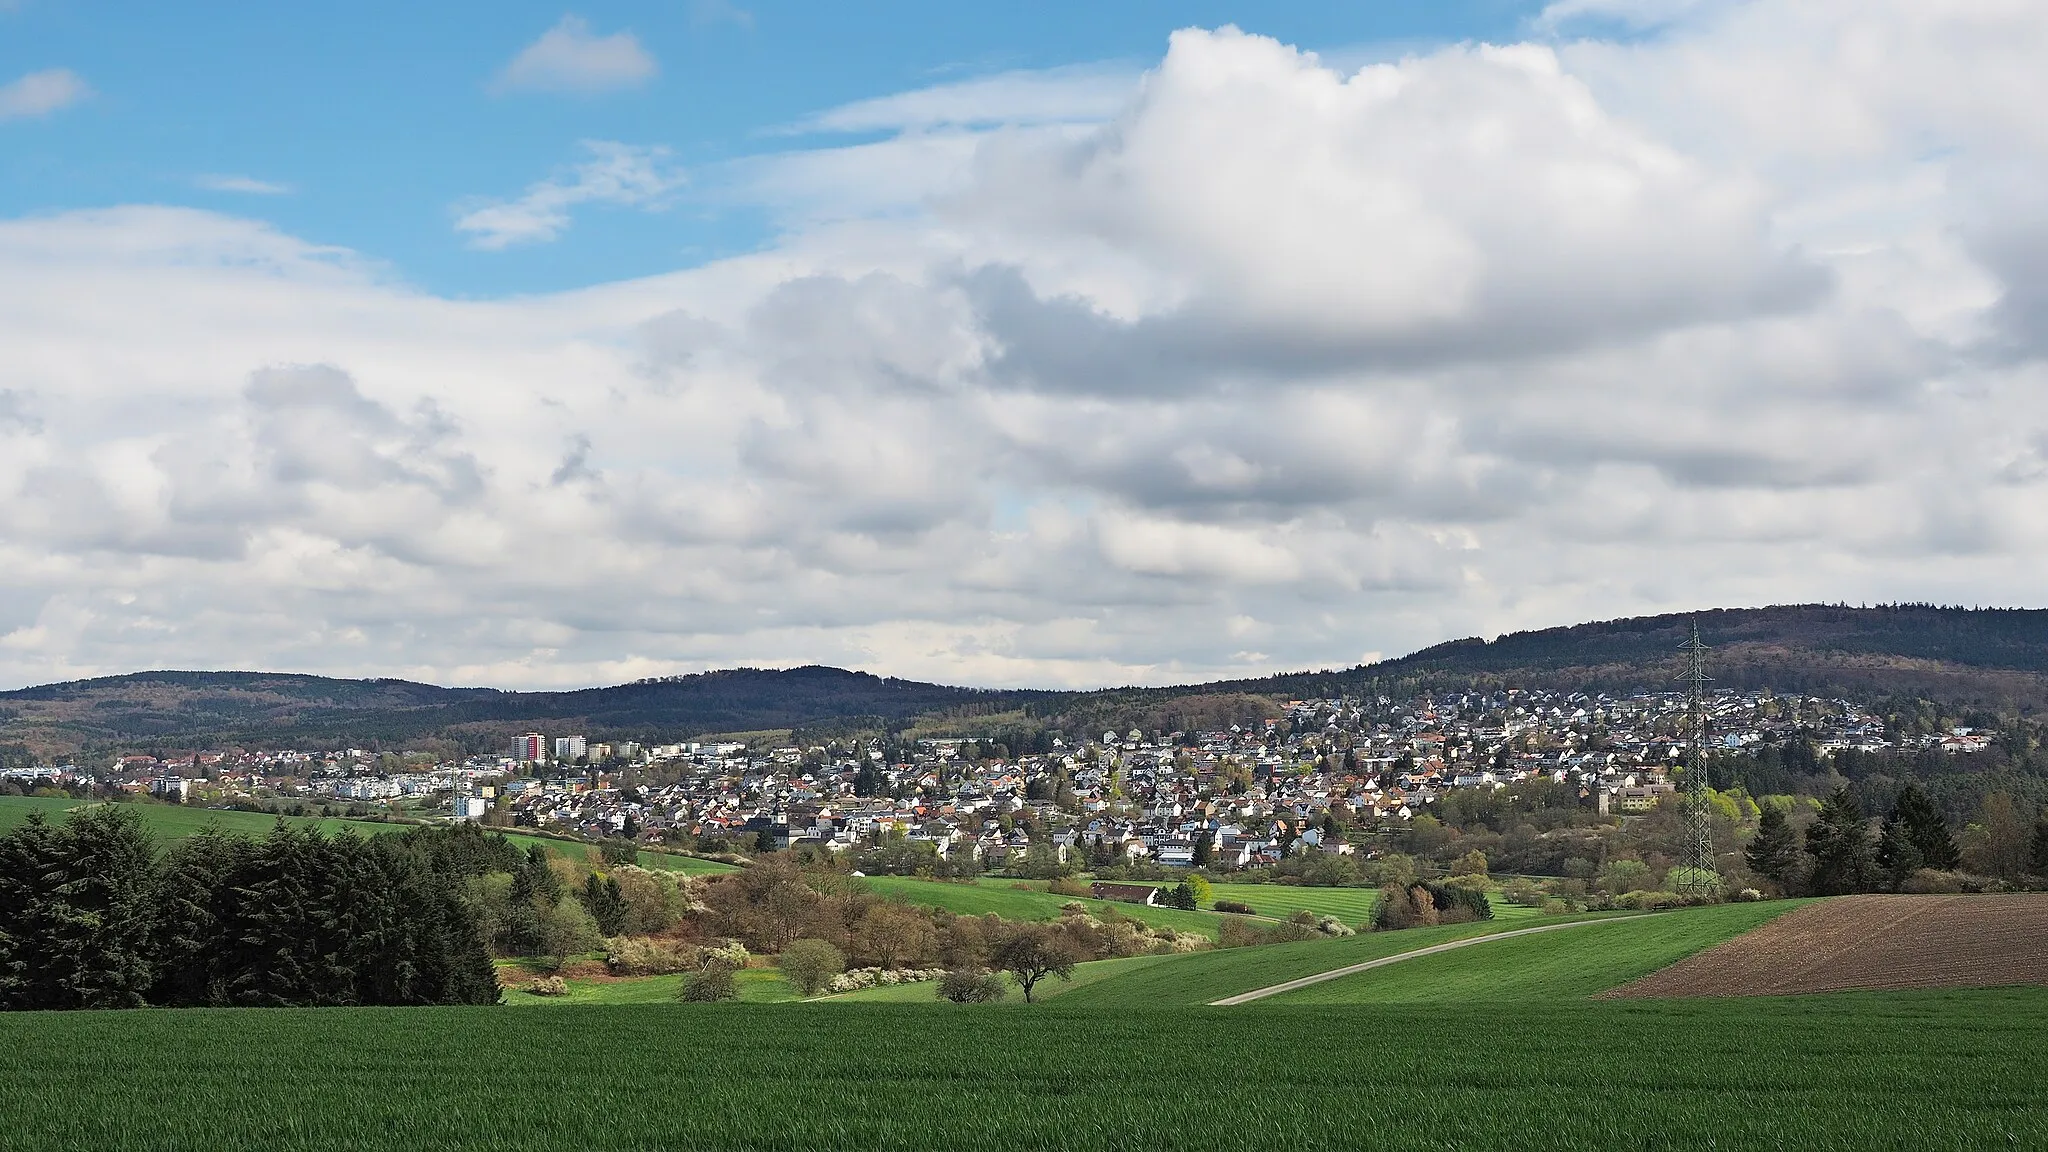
top-left (1088, 882), bottom-right (1159, 907)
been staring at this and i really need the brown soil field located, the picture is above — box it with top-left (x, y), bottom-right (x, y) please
top-left (1602, 893), bottom-right (2048, 998)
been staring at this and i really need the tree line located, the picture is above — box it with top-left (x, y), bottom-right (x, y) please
top-left (1745, 782), bottom-right (2048, 895)
top-left (0, 808), bottom-right (502, 1011)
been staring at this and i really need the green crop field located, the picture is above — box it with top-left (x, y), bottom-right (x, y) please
top-left (3, 989), bottom-right (2044, 1150)
top-left (1265, 901), bottom-right (1803, 1005)
top-left (0, 795), bottom-right (733, 874)
top-left (863, 875), bottom-right (1228, 937)
top-left (1054, 915), bottom-right (1632, 1007)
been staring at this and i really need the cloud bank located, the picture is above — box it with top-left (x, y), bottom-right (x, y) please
top-left (5, 5), bottom-right (2048, 691)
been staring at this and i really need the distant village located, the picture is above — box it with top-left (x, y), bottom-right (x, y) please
top-left (2, 687), bottom-right (1999, 865)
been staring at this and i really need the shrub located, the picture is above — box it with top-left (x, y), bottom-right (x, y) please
top-left (1315, 915), bottom-right (1355, 938)
top-left (1614, 890), bottom-right (1687, 911)
top-left (779, 939), bottom-right (846, 997)
top-left (703, 939), bottom-right (750, 969)
top-left (604, 937), bottom-right (699, 976)
top-left (1059, 901), bottom-right (1087, 916)
top-left (680, 961), bottom-right (739, 1003)
top-left (1901, 869), bottom-right (1966, 894)
top-left (525, 976), bottom-right (569, 997)
top-left (937, 969), bottom-right (1007, 1003)
top-left (1213, 899), bottom-right (1257, 915)
top-left (1046, 877), bottom-right (1093, 899)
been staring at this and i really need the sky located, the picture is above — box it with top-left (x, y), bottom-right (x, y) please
top-left (2, 1), bottom-right (2047, 692)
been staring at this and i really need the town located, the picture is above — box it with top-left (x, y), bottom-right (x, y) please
top-left (8, 687), bottom-right (1986, 870)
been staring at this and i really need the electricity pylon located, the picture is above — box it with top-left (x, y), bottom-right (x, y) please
top-left (1677, 619), bottom-right (1717, 894)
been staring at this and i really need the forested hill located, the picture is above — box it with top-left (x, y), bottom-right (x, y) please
top-left (1357, 604), bottom-right (2048, 706)
top-left (8, 605), bottom-right (2048, 757)
top-left (0, 667), bottom-right (1042, 758)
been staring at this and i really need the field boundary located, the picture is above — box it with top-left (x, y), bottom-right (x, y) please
top-left (1209, 914), bottom-right (1656, 1005)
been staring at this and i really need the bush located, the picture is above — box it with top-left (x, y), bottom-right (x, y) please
top-left (1058, 901), bottom-right (1088, 916)
top-left (1314, 915), bottom-right (1355, 938)
top-left (680, 961), bottom-right (739, 1002)
top-left (703, 939), bottom-right (750, 969)
top-left (937, 969), bottom-right (1008, 1003)
top-left (1213, 899), bottom-right (1257, 915)
top-left (1901, 869), bottom-right (1966, 894)
top-left (779, 938), bottom-right (846, 997)
top-left (604, 937), bottom-right (699, 976)
top-left (525, 976), bottom-right (569, 997)
top-left (1046, 877), bottom-right (1093, 899)
top-left (1614, 890), bottom-right (1687, 911)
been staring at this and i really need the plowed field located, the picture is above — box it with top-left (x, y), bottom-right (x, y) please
top-left (1602, 893), bottom-right (2048, 998)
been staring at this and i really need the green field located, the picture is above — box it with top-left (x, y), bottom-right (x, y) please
top-left (863, 876), bottom-right (1229, 937)
top-left (4, 990), bottom-right (2044, 1149)
top-left (499, 967), bottom-right (797, 1006)
top-left (1201, 881), bottom-right (1380, 924)
top-left (0, 795), bottom-right (733, 874)
top-left (1265, 901), bottom-right (1802, 1004)
top-left (1055, 915), bottom-right (1632, 1007)
top-left (820, 952), bottom-right (1181, 1003)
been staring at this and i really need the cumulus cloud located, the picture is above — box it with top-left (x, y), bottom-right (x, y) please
top-left (5, 6), bottom-right (2048, 690)
top-left (455, 141), bottom-right (685, 249)
top-left (493, 15), bottom-right (657, 94)
top-left (0, 68), bottom-right (87, 120)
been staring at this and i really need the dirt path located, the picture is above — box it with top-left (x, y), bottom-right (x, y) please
top-left (1210, 915), bottom-right (1654, 1005)
top-left (1601, 893), bottom-right (2048, 998)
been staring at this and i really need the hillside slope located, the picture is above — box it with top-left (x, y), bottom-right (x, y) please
top-left (10, 604), bottom-right (2048, 756)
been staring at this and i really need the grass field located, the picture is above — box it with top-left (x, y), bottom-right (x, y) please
top-left (498, 967), bottom-right (798, 1005)
top-left (1263, 901), bottom-right (1802, 1004)
top-left (863, 875), bottom-right (1229, 937)
top-left (3, 990), bottom-right (2044, 1149)
top-left (820, 952), bottom-right (1181, 1003)
top-left (1201, 881), bottom-right (1379, 924)
top-left (1054, 915), bottom-right (1635, 1007)
top-left (0, 795), bottom-right (734, 875)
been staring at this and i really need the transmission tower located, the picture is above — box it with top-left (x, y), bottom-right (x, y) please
top-left (1677, 619), bottom-right (1717, 893)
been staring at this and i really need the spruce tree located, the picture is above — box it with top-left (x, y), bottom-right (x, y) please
top-left (581, 873), bottom-right (628, 936)
top-left (1875, 815), bottom-right (1923, 888)
top-left (38, 806), bottom-right (157, 1009)
top-left (2033, 814), bottom-right (2048, 876)
top-left (1804, 787), bottom-right (1876, 896)
top-left (1890, 784), bottom-right (1959, 871)
top-left (0, 812), bottom-right (66, 1010)
top-left (1745, 801), bottom-right (1800, 890)
top-left (148, 829), bottom-right (242, 1006)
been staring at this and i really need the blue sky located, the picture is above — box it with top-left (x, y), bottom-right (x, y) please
top-left (2, 1), bottom-right (1545, 296)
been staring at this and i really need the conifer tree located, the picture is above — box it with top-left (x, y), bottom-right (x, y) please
top-left (1804, 787), bottom-right (1876, 895)
top-left (1875, 815), bottom-right (1923, 888)
top-left (0, 812), bottom-right (66, 1010)
top-left (1744, 801), bottom-right (1800, 890)
top-left (1890, 784), bottom-right (1959, 872)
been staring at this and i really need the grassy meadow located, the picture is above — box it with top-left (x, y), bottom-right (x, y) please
top-left (862, 875), bottom-right (1229, 936)
top-left (4, 989), bottom-right (2044, 1150)
top-left (0, 794), bottom-right (735, 875)
top-left (1264, 900), bottom-right (1802, 1004)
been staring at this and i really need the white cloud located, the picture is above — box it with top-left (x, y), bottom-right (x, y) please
top-left (7, 7), bottom-right (2048, 690)
top-left (0, 68), bottom-right (88, 120)
top-left (194, 174), bottom-right (293, 195)
top-left (689, 0), bottom-right (753, 30)
top-left (793, 65), bottom-right (1137, 135)
top-left (493, 15), bottom-right (657, 94)
top-left (455, 141), bottom-right (685, 249)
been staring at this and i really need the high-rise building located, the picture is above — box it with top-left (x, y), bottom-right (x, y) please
top-left (555, 735), bottom-right (588, 762)
top-left (512, 733), bottom-right (546, 763)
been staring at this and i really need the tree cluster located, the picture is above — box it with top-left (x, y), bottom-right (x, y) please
top-left (0, 808), bottom-right (501, 1011)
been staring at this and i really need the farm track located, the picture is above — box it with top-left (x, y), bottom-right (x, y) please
top-left (1601, 893), bottom-right (2048, 998)
top-left (1210, 915), bottom-right (1654, 1005)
